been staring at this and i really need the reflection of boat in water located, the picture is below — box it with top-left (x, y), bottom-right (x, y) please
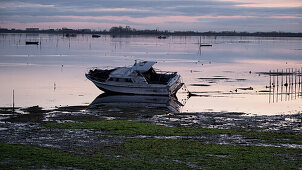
top-left (86, 60), bottom-right (184, 96)
top-left (89, 93), bottom-right (185, 113)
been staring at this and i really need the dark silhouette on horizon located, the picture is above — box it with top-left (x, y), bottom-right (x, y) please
top-left (1, 26), bottom-right (302, 37)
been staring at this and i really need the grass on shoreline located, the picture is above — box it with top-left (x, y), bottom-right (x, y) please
top-left (44, 120), bottom-right (302, 145)
top-left (1, 139), bottom-right (301, 169)
top-left (0, 142), bottom-right (188, 169)
top-left (1, 120), bottom-right (302, 169)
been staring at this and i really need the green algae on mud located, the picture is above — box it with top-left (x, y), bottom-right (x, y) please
top-left (44, 120), bottom-right (302, 145)
top-left (0, 143), bottom-right (188, 169)
top-left (1, 139), bottom-right (301, 169)
top-left (121, 138), bottom-right (302, 169)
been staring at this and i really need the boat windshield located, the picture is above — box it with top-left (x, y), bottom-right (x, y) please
top-left (141, 68), bottom-right (176, 84)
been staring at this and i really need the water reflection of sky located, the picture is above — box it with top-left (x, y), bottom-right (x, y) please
top-left (0, 34), bottom-right (301, 115)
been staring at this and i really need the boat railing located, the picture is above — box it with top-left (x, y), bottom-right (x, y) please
top-left (86, 66), bottom-right (117, 73)
top-left (153, 69), bottom-right (177, 75)
top-left (86, 67), bottom-right (117, 82)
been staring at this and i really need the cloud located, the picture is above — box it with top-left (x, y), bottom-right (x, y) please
top-left (0, 0), bottom-right (301, 32)
top-left (86, 8), bottom-right (150, 12)
top-left (0, 1), bottom-right (55, 8)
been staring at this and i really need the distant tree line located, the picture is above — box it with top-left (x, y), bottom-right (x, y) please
top-left (1, 26), bottom-right (302, 37)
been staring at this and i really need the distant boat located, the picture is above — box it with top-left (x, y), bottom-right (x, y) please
top-left (86, 60), bottom-right (184, 96)
top-left (92, 34), bottom-right (101, 38)
top-left (157, 35), bottom-right (167, 39)
top-left (25, 41), bottom-right (39, 45)
top-left (200, 43), bottom-right (212, 47)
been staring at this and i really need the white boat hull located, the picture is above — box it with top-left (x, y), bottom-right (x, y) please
top-left (86, 74), bottom-right (183, 96)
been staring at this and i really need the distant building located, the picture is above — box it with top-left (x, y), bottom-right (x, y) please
top-left (26, 28), bottom-right (39, 31)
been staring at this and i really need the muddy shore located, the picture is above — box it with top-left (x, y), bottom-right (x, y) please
top-left (0, 105), bottom-right (301, 169)
top-left (1, 105), bottom-right (302, 148)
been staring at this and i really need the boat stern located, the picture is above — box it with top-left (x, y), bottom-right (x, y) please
top-left (168, 74), bottom-right (184, 95)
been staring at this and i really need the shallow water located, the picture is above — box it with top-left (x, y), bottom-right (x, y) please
top-left (0, 33), bottom-right (301, 115)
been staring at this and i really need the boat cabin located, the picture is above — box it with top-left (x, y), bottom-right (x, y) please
top-left (88, 61), bottom-right (176, 85)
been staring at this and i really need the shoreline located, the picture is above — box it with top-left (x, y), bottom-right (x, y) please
top-left (1, 31), bottom-right (302, 38)
top-left (0, 105), bottom-right (301, 168)
top-left (1, 105), bottom-right (301, 134)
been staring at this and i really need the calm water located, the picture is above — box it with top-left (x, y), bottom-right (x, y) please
top-left (0, 33), bottom-right (301, 115)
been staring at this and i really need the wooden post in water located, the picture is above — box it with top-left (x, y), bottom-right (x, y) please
top-left (276, 69), bottom-right (279, 102)
top-left (295, 68), bottom-right (297, 99)
top-left (281, 69), bottom-right (283, 101)
top-left (288, 68), bottom-right (292, 100)
top-left (301, 68), bottom-right (302, 98)
top-left (12, 89), bottom-right (14, 113)
top-left (290, 68), bottom-right (292, 101)
top-left (284, 69), bottom-right (288, 101)
top-left (291, 68), bottom-right (294, 100)
top-left (288, 68), bottom-right (291, 100)
top-left (273, 70), bottom-right (275, 103)
top-left (300, 68), bottom-right (302, 98)
top-left (269, 70), bottom-right (271, 103)
top-left (298, 68), bottom-right (300, 98)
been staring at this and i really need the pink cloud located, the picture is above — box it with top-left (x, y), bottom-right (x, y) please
top-left (0, 2), bottom-right (55, 8)
top-left (55, 15), bottom-right (200, 24)
top-left (0, 22), bottom-right (121, 30)
top-left (236, 3), bottom-right (302, 8)
top-left (2, 14), bottom-right (300, 30)
top-left (269, 16), bottom-right (302, 19)
top-left (55, 15), bottom-right (257, 24)
top-left (87, 8), bottom-right (150, 12)
top-left (219, 0), bottom-right (302, 8)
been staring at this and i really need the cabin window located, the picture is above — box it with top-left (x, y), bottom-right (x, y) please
top-left (120, 78), bottom-right (133, 83)
top-left (108, 77), bottom-right (133, 83)
top-left (126, 78), bottom-right (133, 83)
top-left (108, 77), bottom-right (119, 81)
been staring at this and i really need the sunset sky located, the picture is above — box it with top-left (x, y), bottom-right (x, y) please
top-left (0, 0), bottom-right (301, 32)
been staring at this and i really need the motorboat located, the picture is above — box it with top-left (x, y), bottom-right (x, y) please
top-left (92, 34), bottom-right (101, 38)
top-left (85, 61), bottom-right (184, 96)
top-left (25, 41), bottom-right (39, 45)
top-left (200, 43), bottom-right (212, 47)
top-left (157, 35), bottom-right (167, 39)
